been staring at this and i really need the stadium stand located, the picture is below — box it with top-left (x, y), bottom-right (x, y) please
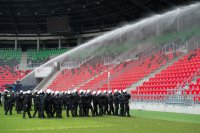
top-left (27, 48), bottom-right (69, 64)
top-left (48, 45), bottom-right (182, 92)
top-left (0, 66), bottom-right (31, 88)
top-left (0, 49), bottom-right (21, 67)
top-left (79, 62), bottom-right (126, 90)
top-left (48, 57), bottom-right (111, 91)
top-left (131, 48), bottom-right (200, 102)
top-left (0, 49), bottom-right (31, 89)
top-left (44, 26), bottom-right (200, 93)
top-left (99, 51), bottom-right (180, 91)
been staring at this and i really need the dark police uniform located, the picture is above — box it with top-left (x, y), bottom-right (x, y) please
top-left (108, 93), bottom-right (114, 115)
top-left (18, 92), bottom-right (24, 113)
top-left (15, 93), bottom-right (20, 113)
top-left (4, 92), bottom-right (14, 115)
top-left (23, 93), bottom-right (32, 118)
top-left (98, 93), bottom-right (104, 116)
top-left (33, 93), bottom-right (41, 118)
top-left (0, 92), bottom-right (2, 106)
top-left (103, 93), bottom-right (108, 115)
top-left (73, 92), bottom-right (79, 117)
top-left (123, 93), bottom-right (131, 117)
top-left (44, 93), bottom-right (52, 118)
top-left (92, 94), bottom-right (98, 116)
top-left (64, 93), bottom-right (72, 117)
top-left (119, 93), bottom-right (124, 116)
top-left (52, 93), bottom-right (56, 117)
top-left (78, 92), bottom-right (84, 117)
top-left (113, 92), bottom-right (119, 115)
top-left (86, 92), bottom-right (94, 116)
top-left (54, 94), bottom-right (62, 118)
top-left (39, 92), bottom-right (45, 118)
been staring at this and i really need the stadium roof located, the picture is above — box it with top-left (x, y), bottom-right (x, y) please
top-left (0, 0), bottom-right (199, 35)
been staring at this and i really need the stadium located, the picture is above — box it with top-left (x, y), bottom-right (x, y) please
top-left (0, 0), bottom-right (200, 133)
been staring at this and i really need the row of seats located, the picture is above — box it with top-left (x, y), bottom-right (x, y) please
top-left (186, 76), bottom-right (200, 102)
top-left (0, 49), bottom-right (21, 68)
top-left (0, 48), bottom-right (70, 65)
top-left (0, 65), bottom-right (31, 88)
top-left (131, 48), bottom-right (200, 101)
top-left (27, 48), bottom-right (69, 63)
top-left (48, 61), bottom-right (111, 91)
top-left (99, 51), bottom-right (178, 90)
top-left (78, 62), bottom-right (129, 90)
top-left (0, 49), bottom-right (32, 89)
top-left (0, 49), bottom-right (21, 61)
top-left (76, 50), bottom-right (179, 93)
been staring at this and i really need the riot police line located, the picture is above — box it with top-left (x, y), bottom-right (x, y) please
top-left (1, 89), bottom-right (131, 118)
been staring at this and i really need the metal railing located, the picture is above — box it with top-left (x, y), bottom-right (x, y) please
top-left (131, 70), bottom-right (200, 105)
top-left (131, 37), bottom-right (200, 106)
top-left (16, 63), bottom-right (42, 70)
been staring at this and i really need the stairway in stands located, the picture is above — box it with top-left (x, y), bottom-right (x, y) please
top-left (41, 70), bottom-right (61, 90)
top-left (20, 52), bottom-right (27, 70)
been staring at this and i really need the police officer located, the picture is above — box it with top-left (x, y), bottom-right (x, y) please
top-left (65, 91), bottom-right (72, 117)
top-left (123, 90), bottom-right (131, 117)
top-left (0, 92), bottom-right (2, 106)
top-left (33, 91), bottom-right (41, 118)
top-left (4, 90), bottom-right (8, 111)
top-left (49, 91), bottom-right (54, 117)
top-left (23, 90), bottom-right (32, 118)
top-left (92, 91), bottom-right (98, 116)
top-left (78, 90), bottom-right (84, 117)
top-left (97, 90), bottom-right (103, 116)
top-left (15, 92), bottom-right (20, 113)
top-left (86, 90), bottom-right (94, 117)
top-left (119, 90), bottom-right (124, 116)
top-left (51, 91), bottom-right (57, 117)
top-left (113, 89), bottom-right (119, 116)
top-left (39, 90), bottom-right (45, 118)
top-left (72, 89), bottom-right (79, 117)
top-left (32, 90), bottom-right (38, 112)
top-left (18, 90), bottom-right (24, 113)
top-left (82, 90), bottom-right (87, 116)
top-left (103, 90), bottom-right (108, 115)
top-left (108, 90), bottom-right (114, 115)
top-left (4, 90), bottom-right (14, 115)
top-left (43, 89), bottom-right (52, 118)
top-left (54, 91), bottom-right (62, 118)
top-left (61, 91), bottom-right (65, 109)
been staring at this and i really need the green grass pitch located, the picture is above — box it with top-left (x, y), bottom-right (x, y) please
top-left (0, 106), bottom-right (200, 133)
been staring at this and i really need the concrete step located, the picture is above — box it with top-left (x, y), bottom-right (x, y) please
top-left (41, 70), bottom-right (61, 91)
top-left (19, 52), bottom-right (27, 70)
top-left (20, 52), bottom-right (27, 63)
